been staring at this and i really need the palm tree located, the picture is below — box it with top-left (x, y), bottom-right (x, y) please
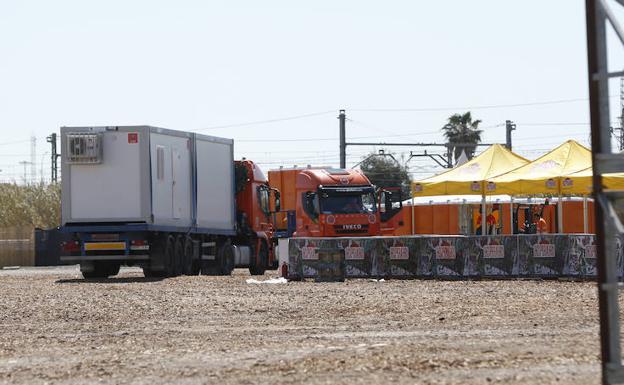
top-left (441, 111), bottom-right (483, 163)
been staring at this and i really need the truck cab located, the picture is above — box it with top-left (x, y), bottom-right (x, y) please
top-left (234, 160), bottom-right (280, 271)
top-left (269, 167), bottom-right (401, 237)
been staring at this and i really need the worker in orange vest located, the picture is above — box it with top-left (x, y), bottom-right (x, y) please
top-left (533, 212), bottom-right (548, 234)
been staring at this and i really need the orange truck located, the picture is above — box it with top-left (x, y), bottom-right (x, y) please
top-left (268, 167), bottom-right (403, 237)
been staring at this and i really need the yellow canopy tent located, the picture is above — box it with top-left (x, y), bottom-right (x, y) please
top-left (486, 140), bottom-right (592, 233)
top-left (486, 140), bottom-right (592, 196)
top-left (412, 144), bottom-right (529, 234)
top-left (412, 144), bottom-right (529, 196)
top-left (558, 167), bottom-right (624, 232)
top-left (560, 167), bottom-right (624, 195)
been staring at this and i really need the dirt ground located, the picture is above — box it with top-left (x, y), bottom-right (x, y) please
top-left (0, 266), bottom-right (610, 384)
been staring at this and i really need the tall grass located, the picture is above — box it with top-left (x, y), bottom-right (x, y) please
top-left (0, 183), bottom-right (60, 229)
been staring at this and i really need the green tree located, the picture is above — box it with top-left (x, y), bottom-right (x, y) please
top-left (441, 111), bottom-right (483, 163)
top-left (359, 154), bottom-right (411, 197)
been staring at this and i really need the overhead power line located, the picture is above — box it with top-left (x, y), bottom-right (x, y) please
top-left (348, 96), bottom-right (619, 113)
top-left (195, 110), bottom-right (335, 131)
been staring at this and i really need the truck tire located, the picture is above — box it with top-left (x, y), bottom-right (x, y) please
top-left (82, 261), bottom-right (119, 279)
top-left (218, 241), bottom-right (235, 276)
top-left (144, 233), bottom-right (167, 278)
top-left (200, 239), bottom-right (234, 276)
top-left (249, 240), bottom-right (267, 276)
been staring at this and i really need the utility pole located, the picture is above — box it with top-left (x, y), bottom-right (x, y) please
top-left (505, 120), bottom-right (516, 150)
top-left (18, 161), bottom-right (32, 184)
top-left (339, 110), bottom-right (346, 168)
top-left (30, 136), bottom-right (36, 183)
top-left (46, 133), bottom-right (60, 183)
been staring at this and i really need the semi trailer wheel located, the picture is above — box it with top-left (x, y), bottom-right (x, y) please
top-left (143, 234), bottom-right (167, 278)
top-left (200, 239), bottom-right (234, 275)
top-left (218, 241), bottom-right (235, 276)
top-left (249, 240), bottom-right (268, 276)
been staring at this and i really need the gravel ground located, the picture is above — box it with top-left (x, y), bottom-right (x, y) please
top-left (0, 266), bottom-right (610, 384)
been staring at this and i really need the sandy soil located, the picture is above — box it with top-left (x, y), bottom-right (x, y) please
top-left (0, 266), bottom-right (609, 384)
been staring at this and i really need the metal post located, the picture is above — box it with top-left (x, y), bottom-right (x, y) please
top-left (46, 133), bottom-right (59, 183)
top-left (339, 109), bottom-right (346, 169)
top-left (411, 196), bottom-right (415, 235)
top-left (557, 194), bottom-right (564, 233)
top-left (481, 195), bottom-right (487, 235)
top-left (505, 120), bottom-right (516, 150)
top-left (583, 196), bottom-right (589, 234)
top-left (510, 197), bottom-right (514, 235)
top-left (586, 0), bottom-right (624, 383)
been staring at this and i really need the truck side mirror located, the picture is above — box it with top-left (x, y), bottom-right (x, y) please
top-left (274, 191), bottom-right (281, 213)
top-left (380, 189), bottom-right (403, 222)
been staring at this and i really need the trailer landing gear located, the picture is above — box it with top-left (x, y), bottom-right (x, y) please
top-left (81, 261), bottom-right (120, 279)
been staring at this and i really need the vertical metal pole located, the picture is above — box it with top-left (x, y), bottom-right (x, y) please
top-left (586, 1), bottom-right (622, 383)
top-left (505, 120), bottom-right (516, 150)
top-left (481, 195), bottom-right (487, 235)
top-left (339, 110), bottom-right (346, 169)
top-left (583, 196), bottom-right (589, 233)
top-left (46, 133), bottom-right (58, 183)
top-left (557, 194), bottom-right (564, 233)
top-left (510, 197), bottom-right (514, 235)
top-left (411, 196), bottom-right (415, 235)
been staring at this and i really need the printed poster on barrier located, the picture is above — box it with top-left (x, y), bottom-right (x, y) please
top-left (568, 235), bottom-right (595, 277)
top-left (469, 236), bottom-right (516, 277)
top-left (289, 238), bottom-right (339, 280)
top-left (518, 235), bottom-right (566, 277)
top-left (382, 237), bottom-right (419, 278)
top-left (336, 237), bottom-right (375, 278)
top-left (428, 237), bottom-right (465, 277)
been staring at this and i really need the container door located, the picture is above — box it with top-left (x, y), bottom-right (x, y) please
top-left (171, 147), bottom-right (182, 219)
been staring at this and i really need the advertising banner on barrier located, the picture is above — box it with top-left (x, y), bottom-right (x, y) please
top-left (382, 237), bottom-right (419, 279)
top-left (336, 237), bottom-right (376, 278)
top-left (567, 234), bottom-right (595, 278)
top-left (425, 236), bottom-right (466, 278)
top-left (466, 236), bottom-right (516, 277)
top-left (517, 235), bottom-right (561, 277)
top-left (288, 234), bottom-right (623, 281)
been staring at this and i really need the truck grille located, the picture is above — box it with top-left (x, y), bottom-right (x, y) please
top-left (334, 224), bottom-right (369, 234)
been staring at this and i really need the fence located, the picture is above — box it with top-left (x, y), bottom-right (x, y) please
top-left (287, 234), bottom-right (610, 280)
top-left (0, 227), bottom-right (35, 268)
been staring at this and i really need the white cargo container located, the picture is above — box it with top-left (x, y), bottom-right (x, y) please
top-left (61, 126), bottom-right (235, 232)
top-left (59, 125), bottom-right (279, 280)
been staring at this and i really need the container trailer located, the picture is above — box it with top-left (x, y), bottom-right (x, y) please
top-left (59, 126), bottom-right (279, 279)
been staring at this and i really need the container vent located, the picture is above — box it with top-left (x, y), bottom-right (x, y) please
top-left (66, 133), bottom-right (102, 164)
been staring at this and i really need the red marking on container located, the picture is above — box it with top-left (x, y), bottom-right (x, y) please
top-left (128, 133), bottom-right (138, 144)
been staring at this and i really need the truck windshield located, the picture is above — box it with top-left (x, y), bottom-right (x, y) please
top-left (319, 188), bottom-right (377, 214)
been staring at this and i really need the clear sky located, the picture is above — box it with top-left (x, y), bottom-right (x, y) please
top-left (0, 0), bottom-right (622, 183)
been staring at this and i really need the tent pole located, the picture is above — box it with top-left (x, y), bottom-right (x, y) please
top-left (583, 195), bottom-right (589, 233)
top-left (510, 197), bottom-right (514, 235)
top-left (481, 195), bottom-right (487, 235)
top-left (557, 193), bottom-right (564, 233)
top-left (411, 196), bottom-right (415, 235)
